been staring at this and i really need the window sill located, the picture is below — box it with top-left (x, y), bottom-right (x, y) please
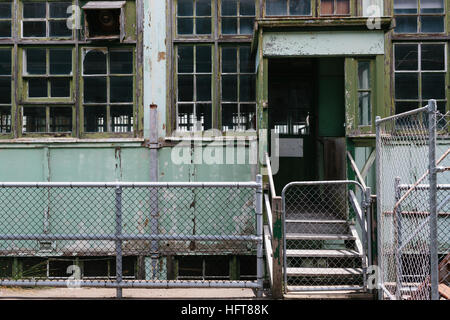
top-left (0, 137), bottom-right (145, 144)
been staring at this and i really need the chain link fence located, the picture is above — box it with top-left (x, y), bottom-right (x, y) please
top-left (376, 100), bottom-right (449, 300)
top-left (0, 178), bottom-right (264, 298)
top-left (281, 181), bottom-right (370, 291)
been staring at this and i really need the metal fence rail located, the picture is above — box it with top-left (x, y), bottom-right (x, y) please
top-left (376, 100), bottom-right (450, 300)
top-left (0, 177), bottom-right (264, 298)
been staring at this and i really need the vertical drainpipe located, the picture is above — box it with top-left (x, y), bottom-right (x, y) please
top-left (150, 104), bottom-right (159, 279)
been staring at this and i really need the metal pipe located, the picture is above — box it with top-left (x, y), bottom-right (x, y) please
top-left (375, 105), bottom-right (428, 125)
top-left (255, 174), bottom-right (264, 298)
top-left (394, 177), bottom-right (403, 300)
top-left (0, 181), bottom-right (260, 188)
top-left (0, 234), bottom-right (261, 241)
top-left (149, 104), bottom-right (159, 280)
top-left (115, 186), bottom-right (123, 299)
top-left (375, 116), bottom-right (383, 300)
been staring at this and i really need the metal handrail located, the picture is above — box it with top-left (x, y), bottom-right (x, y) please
top-left (265, 152), bottom-right (277, 199)
top-left (347, 151), bottom-right (367, 190)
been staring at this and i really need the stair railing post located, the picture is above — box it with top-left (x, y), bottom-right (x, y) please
top-left (271, 195), bottom-right (283, 299)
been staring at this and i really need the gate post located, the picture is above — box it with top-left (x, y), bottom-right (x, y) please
top-left (271, 196), bottom-right (283, 299)
top-left (115, 185), bottom-right (123, 299)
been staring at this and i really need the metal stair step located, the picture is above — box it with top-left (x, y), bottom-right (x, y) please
top-left (286, 249), bottom-right (361, 258)
top-left (286, 233), bottom-right (356, 241)
top-left (287, 267), bottom-right (363, 276)
top-left (286, 285), bottom-right (365, 292)
top-left (286, 219), bottom-right (348, 224)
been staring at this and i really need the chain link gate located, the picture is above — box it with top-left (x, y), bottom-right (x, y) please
top-left (281, 181), bottom-right (371, 292)
top-left (376, 100), bottom-right (450, 300)
top-left (0, 177), bottom-right (264, 298)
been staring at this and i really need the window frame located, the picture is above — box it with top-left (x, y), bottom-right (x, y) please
top-left (393, 42), bottom-right (448, 114)
top-left (80, 46), bottom-right (136, 137)
top-left (356, 59), bottom-right (374, 128)
top-left (21, 104), bottom-right (74, 136)
top-left (0, 1), bottom-right (13, 39)
top-left (393, 0), bottom-right (447, 34)
top-left (0, 46), bottom-right (13, 135)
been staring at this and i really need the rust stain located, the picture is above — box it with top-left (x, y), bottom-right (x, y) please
top-left (157, 51), bottom-right (166, 62)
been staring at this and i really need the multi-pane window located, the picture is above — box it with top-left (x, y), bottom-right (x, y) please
top-left (22, 105), bottom-right (72, 133)
top-left (22, 1), bottom-right (73, 38)
top-left (221, 46), bottom-right (255, 131)
top-left (0, 2), bottom-right (12, 38)
top-left (82, 48), bottom-right (134, 133)
top-left (394, 0), bottom-right (445, 33)
top-left (23, 48), bottom-right (73, 99)
top-left (173, 0), bottom-right (257, 133)
top-left (265, 0), bottom-right (311, 16)
top-left (358, 61), bottom-right (372, 126)
top-left (320, 0), bottom-right (350, 15)
top-left (394, 43), bottom-right (447, 113)
top-left (176, 45), bottom-right (212, 131)
top-left (0, 49), bottom-right (11, 133)
top-left (221, 0), bottom-right (255, 35)
top-left (177, 0), bottom-right (212, 35)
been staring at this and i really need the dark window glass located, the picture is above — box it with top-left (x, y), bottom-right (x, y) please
top-left (23, 107), bottom-right (46, 132)
top-left (177, 17), bottom-right (194, 34)
top-left (178, 104), bottom-right (194, 131)
top-left (240, 17), bottom-right (253, 34)
top-left (0, 21), bottom-right (11, 38)
top-left (110, 77), bottom-right (133, 102)
top-left (0, 106), bottom-right (11, 133)
top-left (50, 107), bottom-right (72, 132)
top-left (290, 0), bottom-right (311, 15)
top-left (240, 0), bottom-right (255, 15)
top-left (84, 77), bottom-right (107, 103)
top-left (420, 0), bottom-right (444, 13)
top-left (421, 44), bottom-right (445, 70)
top-left (239, 47), bottom-right (254, 73)
top-left (0, 3), bottom-right (12, 19)
top-left (196, 75), bottom-right (211, 101)
top-left (394, 44), bottom-right (418, 70)
top-left (240, 74), bottom-right (255, 101)
top-left (241, 104), bottom-right (256, 130)
top-left (394, 0), bottom-right (418, 13)
top-left (49, 20), bottom-right (72, 37)
top-left (196, 46), bottom-right (211, 73)
top-left (222, 104), bottom-right (238, 130)
top-left (222, 0), bottom-right (237, 15)
top-left (0, 50), bottom-right (11, 75)
top-left (222, 75), bottom-right (238, 101)
top-left (50, 78), bottom-right (70, 97)
top-left (0, 78), bottom-right (11, 104)
top-left (266, 0), bottom-right (287, 15)
top-left (395, 101), bottom-right (419, 114)
top-left (196, 103), bottom-right (212, 130)
top-left (178, 75), bottom-right (194, 101)
top-left (49, 2), bottom-right (71, 18)
top-left (111, 105), bottom-right (133, 132)
top-left (222, 17), bottom-right (237, 34)
top-left (358, 61), bottom-right (371, 89)
top-left (420, 16), bottom-right (444, 33)
top-left (196, 0), bottom-right (211, 16)
top-left (26, 49), bottom-right (47, 75)
top-left (395, 73), bottom-right (418, 99)
top-left (84, 105), bottom-right (107, 132)
top-left (196, 17), bottom-right (211, 34)
top-left (23, 3), bottom-right (46, 18)
top-left (110, 51), bottom-right (133, 74)
top-left (178, 0), bottom-right (194, 16)
top-left (178, 46), bottom-right (194, 73)
top-left (50, 49), bottom-right (72, 75)
top-left (422, 73), bottom-right (445, 99)
top-left (222, 47), bottom-right (237, 73)
top-left (394, 16), bottom-right (417, 33)
top-left (23, 21), bottom-right (46, 37)
top-left (28, 78), bottom-right (48, 97)
top-left (84, 50), bottom-right (107, 75)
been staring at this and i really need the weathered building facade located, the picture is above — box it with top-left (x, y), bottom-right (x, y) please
top-left (0, 0), bottom-right (448, 282)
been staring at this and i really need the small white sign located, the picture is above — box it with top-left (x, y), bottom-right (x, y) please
top-left (279, 138), bottom-right (303, 157)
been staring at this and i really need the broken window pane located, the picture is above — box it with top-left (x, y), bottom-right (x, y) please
top-left (84, 77), bottom-right (107, 103)
top-left (110, 51), bottom-right (133, 74)
top-left (196, 46), bottom-right (211, 72)
top-left (178, 46), bottom-right (194, 73)
top-left (421, 44), bottom-right (445, 70)
top-left (84, 105), bottom-right (107, 132)
top-left (0, 78), bottom-right (11, 104)
top-left (110, 76), bottom-right (133, 103)
top-left (420, 0), bottom-right (444, 13)
top-left (50, 78), bottom-right (70, 97)
top-left (395, 73), bottom-right (418, 99)
top-left (178, 0), bottom-right (194, 16)
top-left (26, 49), bottom-right (46, 75)
top-left (0, 50), bottom-right (11, 75)
top-left (394, 0), bottom-right (418, 13)
top-left (23, 3), bottom-right (46, 18)
top-left (50, 107), bottom-right (72, 132)
top-left (178, 17), bottom-right (194, 34)
top-left (394, 44), bottom-right (418, 70)
top-left (420, 16), bottom-right (444, 33)
top-left (0, 3), bottom-right (11, 19)
top-left (23, 107), bottom-right (46, 132)
top-left (49, 2), bottom-right (71, 18)
top-left (0, 21), bottom-right (11, 38)
top-left (111, 105), bottom-right (133, 132)
top-left (0, 106), bottom-right (11, 133)
top-left (222, 75), bottom-right (238, 101)
top-left (178, 75), bottom-right (194, 101)
top-left (28, 78), bottom-right (48, 97)
top-left (49, 20), bottom-right (72, 37)
top-left (83, 50), bottom-right (107, 75)
top-left (23, 21), bottom-right (46, 37)
top-left (266, 0), bottom-right (288, 15)
top-left (50, 49), bottom-right (72, 75)
top-left (422, 73), bottom-right (445, 99)
top-left (395, 16), bottom-right (418, 33)
top-left (178, 104), bottom-right (194, 131)
top-left (196, 75), bottom-right (211, 101)
top-left (222, 17), bottom-right (237, 34)
top-left (290, 0), bottom-right (311, 15)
